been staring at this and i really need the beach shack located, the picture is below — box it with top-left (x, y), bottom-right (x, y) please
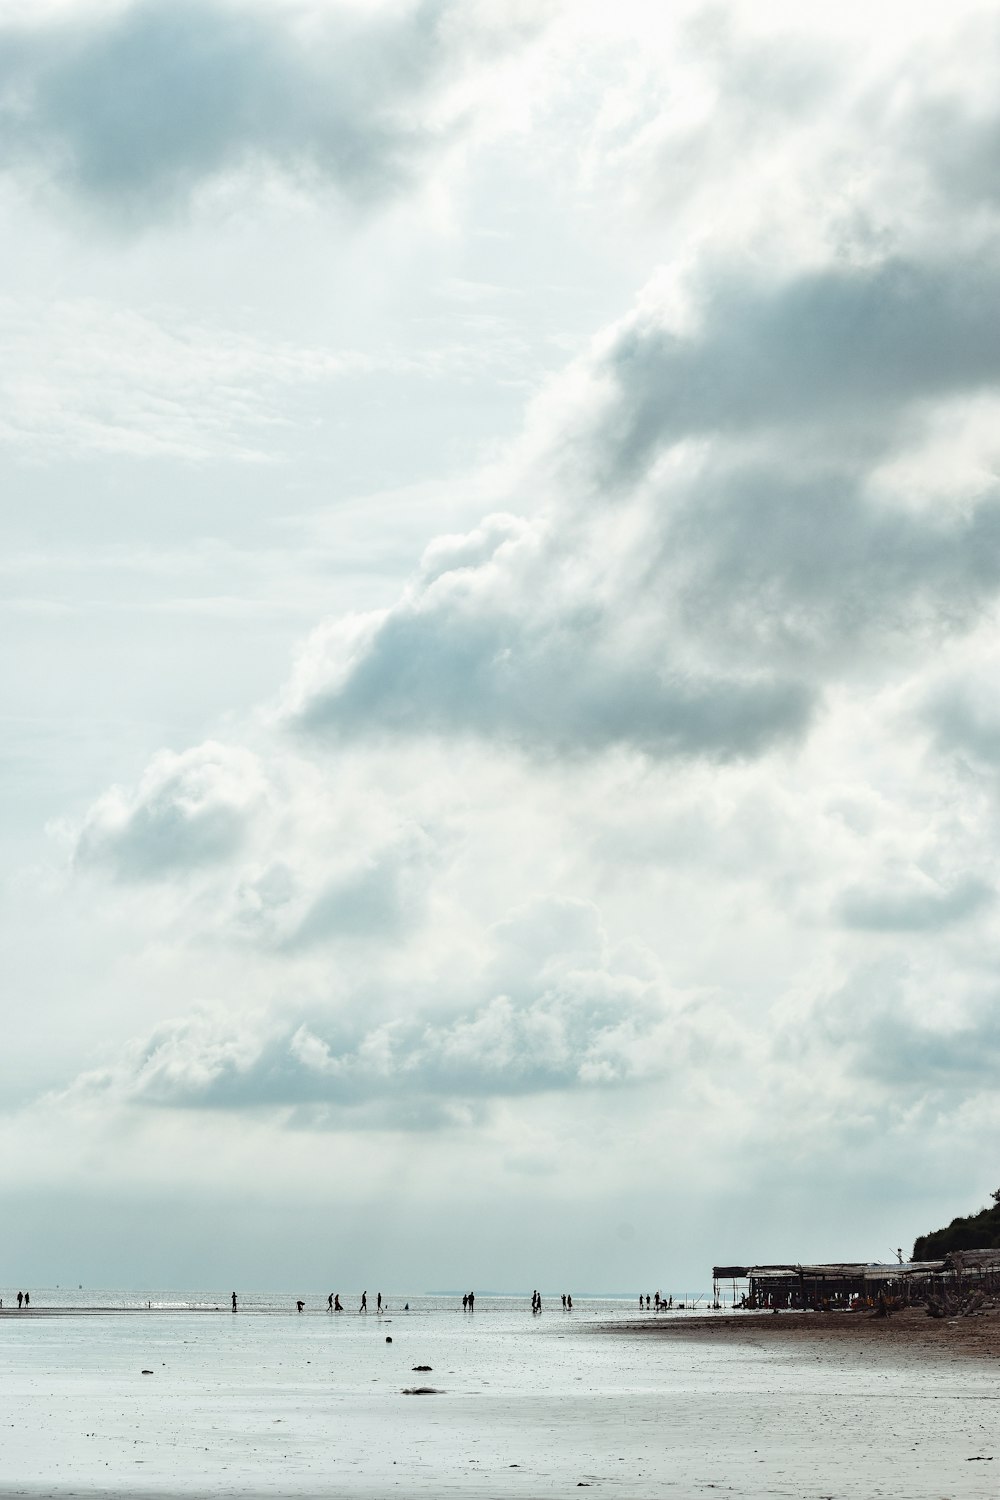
top-left (712, 1250), bottom-right (1000, 1309)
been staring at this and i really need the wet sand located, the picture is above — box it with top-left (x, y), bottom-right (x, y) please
top-left (616, 1304), bottom-right (1000, 1362)
top-left (1, 1299), bottom-right (997, 1497)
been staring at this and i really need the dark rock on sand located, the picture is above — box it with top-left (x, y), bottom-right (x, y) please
top-left (402, 1386), bottom-right (441, 1395)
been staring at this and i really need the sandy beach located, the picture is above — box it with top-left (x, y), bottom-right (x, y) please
top-left (618, 1304), bottom-right (1000, 1362)
top-left (0, 1293), bottom-right (997, 1498)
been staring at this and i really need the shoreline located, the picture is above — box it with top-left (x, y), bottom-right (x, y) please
top-left (609, 1305), bottom-right (1000, 1361)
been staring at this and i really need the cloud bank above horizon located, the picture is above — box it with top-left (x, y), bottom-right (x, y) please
top-left (4, 0), bottom-right (1000, 1288)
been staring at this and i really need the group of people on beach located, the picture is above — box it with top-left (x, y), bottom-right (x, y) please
top-left (530, 1291), bottom-right (574, 1312)
top-left (232, 1291), bottom-right (408, 1314)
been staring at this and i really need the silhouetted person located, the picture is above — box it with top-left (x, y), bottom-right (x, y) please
top-left (567, 1294), bottom-right (572, 1310)
top-left (296, 1300), bottom-right (305, 1313)
top-left (327, 1294), bottom-right (333, 1310)
top-left (23, 1292), bottom-right (29, 1308)
top-left (334, 1294), bottom-right (343, 1311)
top-left (462, 1293), bottom-right (468, 1310)
top-left (468, 1291), bottom-right (474, 1310)
top-left (360, 1291), bottom-right (367, 1312)
top-left (377, 1292), bottom-right (382, 1313)
top-left (561, 1293), bottom-right (566, 1309)
top-left (232, 1292), bottom-right (237, 1312)
top-left (646, 1294), bottom-right (651, 1308)
top-left (17, 1292), bottom-right (23, 1309)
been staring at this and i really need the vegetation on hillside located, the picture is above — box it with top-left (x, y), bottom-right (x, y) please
top-left (912, 1189), bottom-right (1000, 1259)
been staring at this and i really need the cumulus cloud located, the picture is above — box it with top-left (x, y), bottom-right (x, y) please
top-left (74, 741), bottom-right (268, 879)
top-left (282, 509), bottom-right (814, 758)
top-left (584, 257), bottom-right (1000, 485)
top-left (0, 0), bottom-right (541, 220)
top-left (279, 251), bottom-right (1000, 758)
top-left (60, 896), bottom-right (681, 1124)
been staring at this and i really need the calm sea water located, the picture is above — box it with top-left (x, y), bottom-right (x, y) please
top-left (0, 1287), bottom-right (723, 1316)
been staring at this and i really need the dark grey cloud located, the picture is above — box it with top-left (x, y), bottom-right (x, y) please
top-left (0, 0), bottom-right (529, 219)
top-left (589, 256), bottom-right (1000, 489)
top-left (836, 875), bottom-right (993, 933)
top-left (663, 464), bottom-right (1000, 665)
top-left (895, 29), bottom-right (1000, 217)
top-left (292, 597), bottom-right (813, 758)
top-left (285, 513), bottom-right (813, 759)
top-left (853, 997), bottom-right (1000, 1091)
top-left (924, 681), bottom-right (1000, 770)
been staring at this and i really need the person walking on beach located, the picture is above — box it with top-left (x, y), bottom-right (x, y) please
top-left (327, 1293), bottom-right (333, 1310)
top-left (24, 1293), bottom-right (29, 1307)
top-left (296, 1300), bottom-right (305, 1313)
top-left (468, 1291), bottom-right (474, 1310)
top-left (334, 1294), bottom-right (343, 1311)
top-left (17, 1292), bottom-right (23, 1309)
top-left (232, 1292), bottom-right (238, 1312)
top-left (377, 1292), bottom-right (382, 1313)
top-left (567, 1294), bottom-right (572, 1310)
top-left (360, 1291), bottom-right (367, 1312)
top-left (462, 1293), bottom-right (468, 1310)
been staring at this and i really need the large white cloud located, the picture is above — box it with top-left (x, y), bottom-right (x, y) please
top-left (58, 895), bottom-right (685, 1126)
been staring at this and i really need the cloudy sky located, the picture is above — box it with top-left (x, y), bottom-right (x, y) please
top-left (4, 0), bottom-right (1000, 1293)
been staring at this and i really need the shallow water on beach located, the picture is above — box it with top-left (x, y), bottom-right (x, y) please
top-left (0, 1292), bottom-right (996, 1498)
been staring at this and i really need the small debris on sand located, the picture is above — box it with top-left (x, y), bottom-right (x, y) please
top-left (412, 1364), bottom-right (432, 1371)
top-left (402, 1386), bottom-right (441, 1395)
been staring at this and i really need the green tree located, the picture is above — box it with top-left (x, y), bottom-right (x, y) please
top-left (912, 1190), bottom-right (1000, 1259)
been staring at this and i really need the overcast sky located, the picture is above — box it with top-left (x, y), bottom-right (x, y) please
top-left (4, 0), bottom-right (1000, 1293)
